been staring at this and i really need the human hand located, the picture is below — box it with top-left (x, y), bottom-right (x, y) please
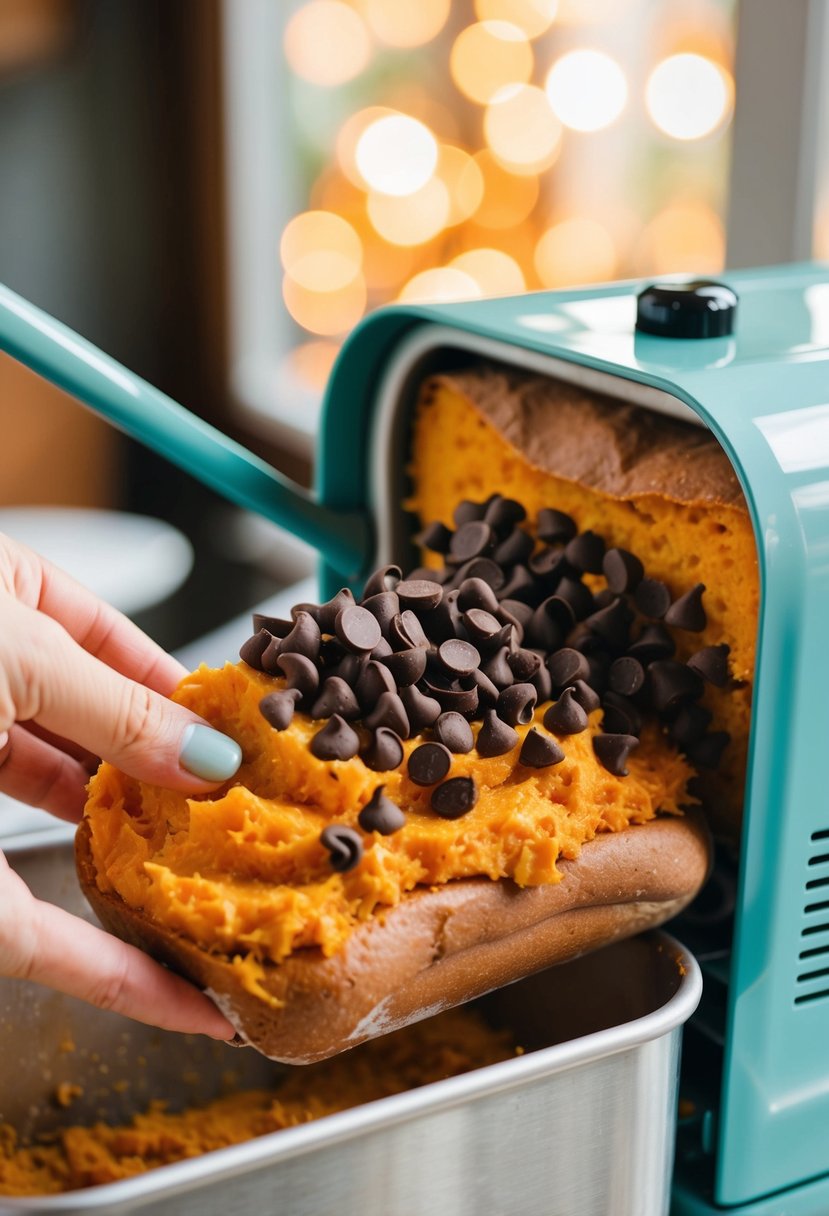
top-left (0, 532), bottom-right (241, 1040)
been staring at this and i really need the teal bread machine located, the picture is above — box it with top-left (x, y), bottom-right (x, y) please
top-left (2, 261), bottom-right (829, 1213)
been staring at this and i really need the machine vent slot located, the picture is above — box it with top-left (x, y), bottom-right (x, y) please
top-left (796, 833), bottom-right (829, 1005)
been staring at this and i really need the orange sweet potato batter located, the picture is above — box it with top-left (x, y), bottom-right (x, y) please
top-left (83, 661), bottom-right (692, 1002)
top-left (407, 379), bottom-right (758, 838)
top-left (0, 1008), bottom-right (515, 1195)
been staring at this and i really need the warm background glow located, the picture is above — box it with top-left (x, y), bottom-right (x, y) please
top-left (280, 0), bottom-right (737, 375)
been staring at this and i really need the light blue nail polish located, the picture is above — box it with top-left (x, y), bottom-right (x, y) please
top-left (180, 725), bottom-right (242, 782)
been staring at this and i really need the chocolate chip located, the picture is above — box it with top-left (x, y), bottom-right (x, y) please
top-left (687, 730), bottom-right (730, 769)
top-left (649, 660), bottom-right (704, 713)
top-left (362, 591), bottom-right (400, 638)
top-left (476, 708), bottom-right (519, 757)
top-left (608, 656), bottom-right (645, 697)
top-left (669, 703), bottom-right (713, 749)
top-left (634, 578), bottom-right (672, 620)
top-left (240, 629), bottom-right (272, 671)
top-left (571, 679), bottom-right (601, 714)
top-left (335, 605), bottom-right (382, 654)
top-left (311, 677), bottom-right (361, 721)
top-left (483, 495), bottom-right (526, 533)
top-left (400, 683), bottom-right (442, 732)
top-left (555, 577), bottom-right (594, 620)
top-left (362, 565), bottom-right (402, 599)
top-left (438, 638), bottom-right (481, 677)
top-left (371, 637), bottom-right (393, 659)
top-left (528, 547), bottom-right (569, 587)
top-left (481, 646), bottom-right (514, 690)
top-left (602, 691), bottom-right (642, 736)
top-left (252, 613), bottom-right (293, 638)
top-left (276, 652), bottom-right (320, 701)
top-left (470, 666), bottom-right (501, 708)
top-left (450, 557), bottom-right (505, 590)
top-left (320, 824), bottom-right (363, 871)
top-left (457, 577), bottom-right (501, 614)
top-left (537, 508), bottom-right (577, 545)
top-left (586, 653), bottom-right (610, 692)
top-left (687, 643), bottom-right (729, 685)
top-left (280, 611), bottom-right (321, 662)
top-left (593, 733), bottom-right (639, 777)
top-left (530, 661), bottom-right (552, 703)
top-left (362, 727), bottom-right (405, 772)
top-left (259, 688), bottom-right (302, 730)
top-left (525, 598), bottom-right (565, 651)
top-left (543, 687), bottom-right (589, 735)
top-left (313, 589), bottom-right (356, 634)
top-left (565, 530), bottom-right (606, 574)
top-left (408, 741), bottom-right (453, 785)
top-left (497, 564), bottom-right (537, 604)
top-left (585, 597), bottom-right (633, 649)
top-left (493, 527), bottom-right (535, 568)
top-left (627, 623), bottom-right (676, 663)
top-left (355, 660), bottom-right (397, 711)
top-left (547, 647), bottom-right (591, 690)
top-left (390, 609), bottom-right (430, 650)
top-left (431, 776), bottom-right (478, 819)
top-left (450, 520), bottom-right (494, 562)
top-left (416, 520), bottom-right (453, 554)
top-left (433, 711), bottom-right (475, 754)
top-left (453, 500), bottom-right (485, 527)
top-left (500, 599), bottom-right (536, 628)
top-left (333, 652), bottom-right (368, 686)
top-left (602, 548), bottom-right (644, 595)
top-left (664, 583), bottom-right (707, 632)
top-left (311, 715), bottom-right (360, 761)
top-left (421, 674), bottom-right (479, 715)
top-left (462, 607), bottom-right (502, 645)
top-left (497, 683), bottom-right (537, 726)
top-left (519, 728), bottom-right (565, 768)
top-left (407, 565), bottom-right (450, 585)
top-left (358, 786), bottom-right (406, 835)
top-left (396, 579), bottom-right (444, 612)
top-left (260, 633), bottom-right (284, 675)
top-left (364, 691), bottom-right (410, 737)
top-left (381, 646), bottom-right (428, 687)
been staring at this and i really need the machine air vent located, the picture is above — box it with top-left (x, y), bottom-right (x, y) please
top-left (796, 829), bottom-right (829, 1005)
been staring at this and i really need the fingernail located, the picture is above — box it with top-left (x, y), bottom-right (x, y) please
top-left (180, 724), bottom-right (242, 782)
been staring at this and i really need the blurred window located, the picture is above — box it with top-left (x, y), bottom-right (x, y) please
top-left (223, 0), bottom-right (740, 451)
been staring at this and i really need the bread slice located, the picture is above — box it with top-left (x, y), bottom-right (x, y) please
top-left (76, 811), bottom-right (710, 1064)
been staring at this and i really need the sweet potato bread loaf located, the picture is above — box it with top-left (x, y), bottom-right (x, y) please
top-left (408, 366), bottom-right (758, 841)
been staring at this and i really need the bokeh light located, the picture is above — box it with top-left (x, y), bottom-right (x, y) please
top-left (484, 83), bottom-right (562, 174)
top-left (437, 145), bottom-right (486, 225)
top-left (475, 0), bottom-right (558, 39)
top-left (367, 177), bottom-right (451, 245)
top-left (280, 211), bottom-right (363, 291)
top-left (283, 2), bottom-right (371, 87)
top-left (450, 248), bottom-right (526, 295)
top-left (358, 0), bottom-right (451, 47)
top-left (534, 217), bottom-right (617, 287)
top-left (356, 114), bottom-right (439, 196)
top-left (282, 274), bottom-right (368, 336)
top-left (281, 341), bottom-right (341, 392)
top-left (638, 201), bottom-right (725, 274)
top-left (398, 267), bottom-right (483, 303)
top-left (646, 54), bottom-right (733, 140)
top-left (545, 49), bottom-right (628, 132)
top-left (472, 150), bottom-right (540, 228)
top-left (450, 21), bottom-right (533, 106)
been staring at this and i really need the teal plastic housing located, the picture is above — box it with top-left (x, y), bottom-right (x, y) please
top-left (4, 264), bottom-right (829, 1210)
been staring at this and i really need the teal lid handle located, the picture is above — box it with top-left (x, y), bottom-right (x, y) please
top-left (0, 283), bottom-right (372, 578)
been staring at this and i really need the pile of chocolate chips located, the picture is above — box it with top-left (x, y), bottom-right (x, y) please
top-left (239, 495), bottom-right (732, 873)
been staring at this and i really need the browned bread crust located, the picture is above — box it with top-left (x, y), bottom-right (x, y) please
top-left (76, 812), bottom-right (710, 1064)
top-left (434, 368), bottom-right (745, 507)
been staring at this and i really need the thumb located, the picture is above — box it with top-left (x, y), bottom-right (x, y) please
top-left (5, 602), bottom-right (241, 791)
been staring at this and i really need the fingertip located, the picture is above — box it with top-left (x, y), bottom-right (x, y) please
top-left (179, 724), bottom-right (242, 783)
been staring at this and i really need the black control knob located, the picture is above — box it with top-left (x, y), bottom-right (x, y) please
top-left (635, 280), bottom-right (738, 339)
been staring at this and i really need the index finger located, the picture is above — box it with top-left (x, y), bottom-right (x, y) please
top-left (34, 549), bottom-right (187, 695)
